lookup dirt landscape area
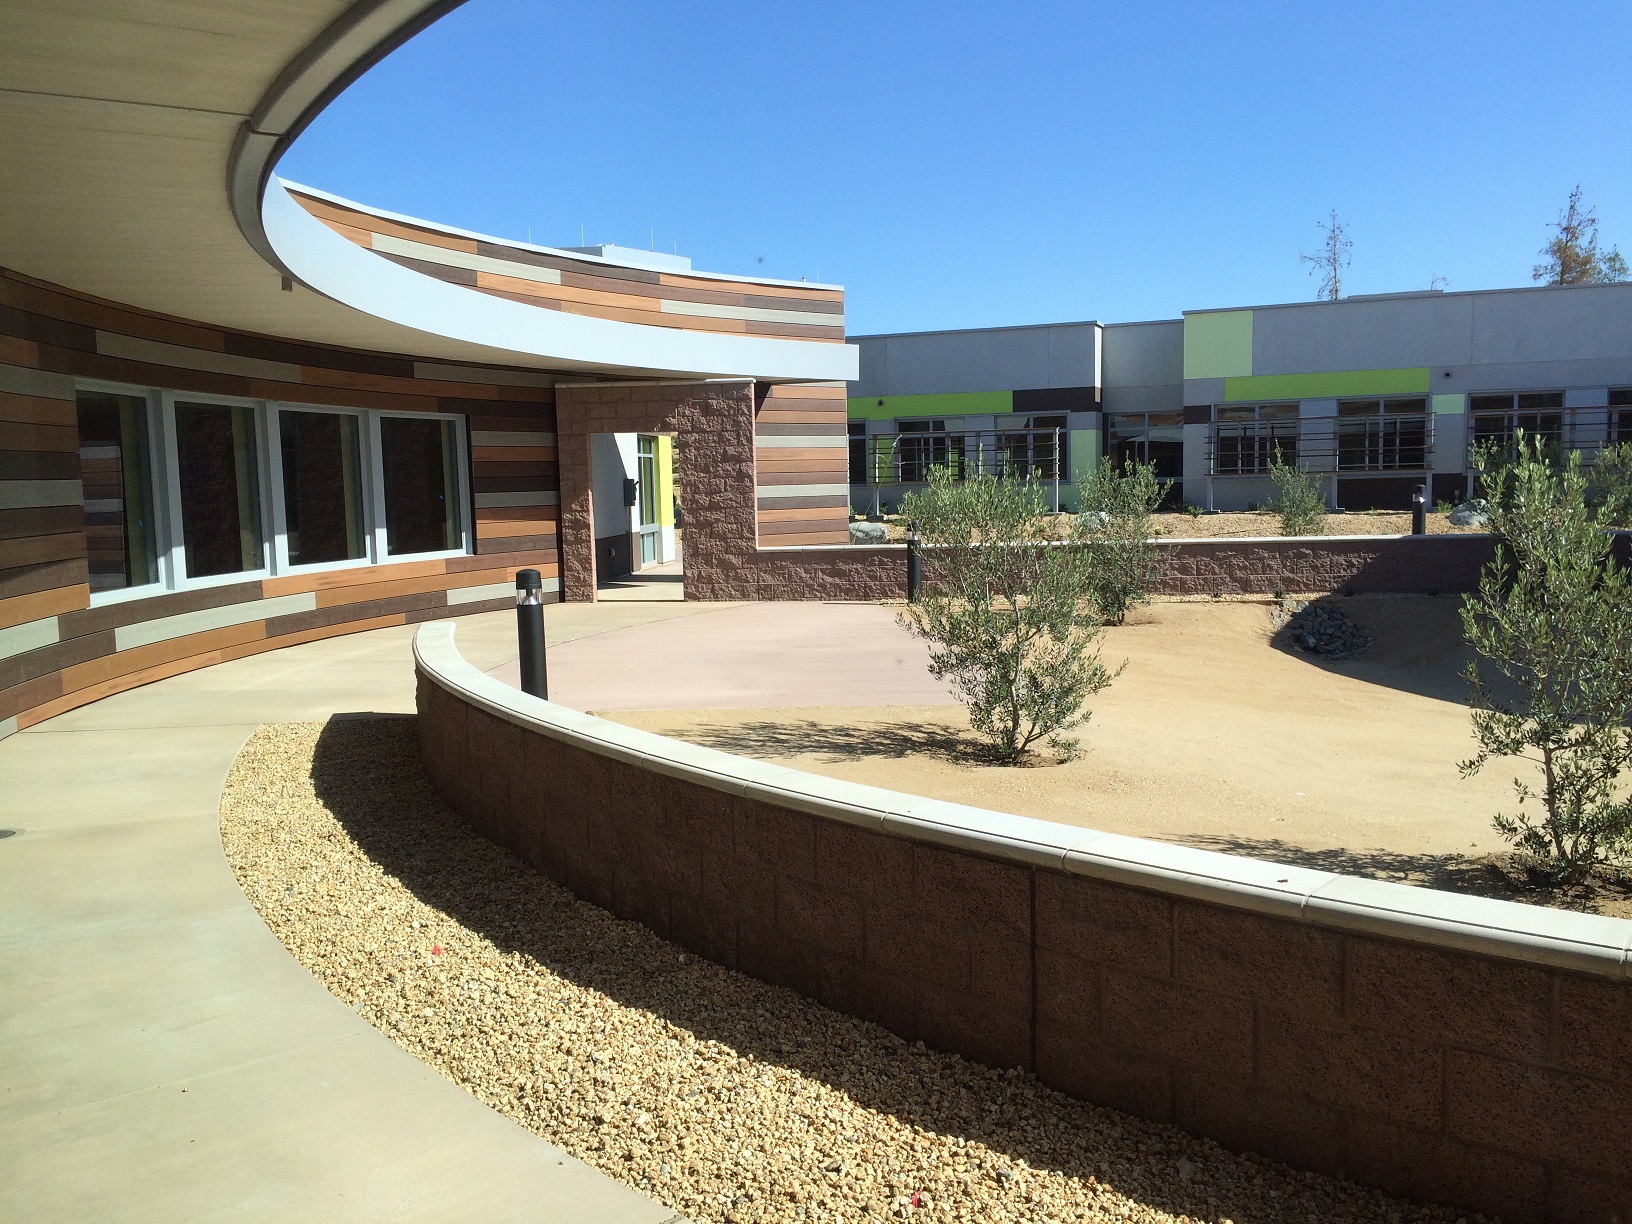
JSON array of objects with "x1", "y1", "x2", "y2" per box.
[{"x1": 605, "y1": 596, "x2": 1630, "y2": 917}]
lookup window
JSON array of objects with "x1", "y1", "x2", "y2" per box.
[
  {"x1": 848, "y1": 421, "x2": 868, "y2": 485},
  {"x1": 73, "y1": 383, "x2": 473, "y2": 601},
  {"x1": 1336, "y1": 398, "x2": 1428, "y2": 471},
  {"x1": 173, "y1": 400, "x2": 264, "y2": 578},
  {"x1": 76, "y1": 390, "x2": 158, "y2": 592},
  {"x1": 1213, "y1": 402, "x2": 1298, "y2": 474},
  {"x1": 996, "y1": 414, "x2": 1067, "y2": 481},
  {"x1": 636, "y1": 435, "x2": 660, "y2": 566},
  {"x1": 1108, "y1": 411, "x2": 1183, "y2": 480},
  {"x1": 894, "y1": 418, "x2": 957, "y2": 483},
  {"x1": 1610, "y1": 388, "x2": 1632, "y2": 443},
  {"x1": 1470, "y1": 391, "x2": 1564, "y2": 453},
  {"x1": 381, "y1": 414, "x2": 463, "y2": 556},
  {"x1": 279, "y1": 409, "x2": 365, "y2": 566}
]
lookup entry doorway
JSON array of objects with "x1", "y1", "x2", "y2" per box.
[{"x1": 592, "y1": 431, "x2": 682, "y2": 600}]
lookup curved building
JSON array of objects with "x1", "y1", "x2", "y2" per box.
[{"x1": 0, "y1": 0, "x2": 897, "y2": 736}]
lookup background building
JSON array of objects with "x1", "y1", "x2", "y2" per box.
[{"x1": 849, "y1": 282, "x2": 1632, "y2": 513}]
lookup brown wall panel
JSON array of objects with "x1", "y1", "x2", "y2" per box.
[
  {"x1": 0, "y1": 265, "x2": 573, "y2": 734},
  {"x1": 0, "y1": 582, "x2": 88, "y2": 630}
]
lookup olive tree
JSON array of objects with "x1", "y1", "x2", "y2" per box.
[
  {"x1": 1268, "y1": 451, "x2": 1327, "y2": 536},
  {"x1": 1460, "y1": 433, "x2": 1632, "y2": 882},
  {"x1": 1076, "y1": 456, "x2": 1169, "y2": 625},
  {"x1": 899, "y1": 468, "x2": 1119, "y2": 761}
]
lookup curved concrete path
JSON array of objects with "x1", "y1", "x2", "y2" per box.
[
  {"x1": 491, "y1": 601, "x2": 956, "y2": 712},
  {"x1": 0, "y1": 603, "x2": 716, "y2": 1222}
]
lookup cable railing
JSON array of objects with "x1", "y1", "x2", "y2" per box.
[
  {"x1": 851, "y1": 426, "x2": 1067, "y2": 486},
  {"x1": 1205, "y1": 416, "x2": 1434, "y2": 477},
  {"x1": 1467, "y1": 406, "x2": 1632, "y2": 465}
]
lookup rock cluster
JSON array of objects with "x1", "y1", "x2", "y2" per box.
[
  {"x1": 848, "y1": 520, "x2": 889, "y2": 545},
  {"x1": 1272, "y1": 598, "x2": 1372, "y2": 659},
  {"x1": 221, "y1": 718, "x2": 1476, "y2": 1224}
]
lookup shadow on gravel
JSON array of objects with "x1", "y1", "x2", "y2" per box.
[{"x1": 307, "y1": 714, "x2": 1416, "y2": 1224}]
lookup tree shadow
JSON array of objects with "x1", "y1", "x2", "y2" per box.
[
  {"x1": 668, "y1": 717, "x2": 988, "y2": 766},
  {"x1": 1263, "y1": 594, "x2": 1486, "y2": 706},
  {"x1": 306, "y1": 715, "x2": 1407, "y2": 1224},
  {"x1": 1160, "y1": 832, "x2": 1512, "y2": 899}
]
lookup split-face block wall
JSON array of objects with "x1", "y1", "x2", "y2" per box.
[{"x1": 555, "y1": 380, "x2": 896, "y2": 602}]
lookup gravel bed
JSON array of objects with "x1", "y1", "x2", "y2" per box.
[{"x1": 220, "y1": 717, "x2": 1486, "y2": 1224}]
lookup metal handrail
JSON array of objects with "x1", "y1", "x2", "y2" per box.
[{"x1": 1205, "y1": 416, "x2": 1433, "y2": 477}]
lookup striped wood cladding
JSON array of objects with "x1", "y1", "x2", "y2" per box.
[
  {"x1": 0, "y1": 266, "x2": 560, "y2": 735},
  {"x1": 755, "y1": 383, "x2": 849, "y2": 547},
  {"x1": 292, "y1": 190, "x2": 847, "y2": 344}
]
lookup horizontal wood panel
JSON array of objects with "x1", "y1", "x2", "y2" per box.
[
  {"x1": 0, "y1": 391, "x2": 76, "y2": 426},
  {"x1": 0, "y1": 420, "x2": 77, "y2": 452},
  {"x1": 0, "y1": 581, "x2": 88, "y2": 630},
  {"x1": 3, "y1": 531, "x2": 86, "y2": 568},
  {"x1": 471, "y1": 445, "x2": 556, "y2": 463}
]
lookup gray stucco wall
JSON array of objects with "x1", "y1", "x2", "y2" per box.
[
  {"x1": 1249, "y1": 283, "x2": 1632, "y2": 395},
  {"x1": 851, "y1": 322, "x2": 1102, "y2": 397},
  {"x1": 1102, "y1": 319, "x2": 1183, "y2": 415}
]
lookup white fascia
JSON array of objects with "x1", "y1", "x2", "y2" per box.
[{"x1": 263, "y1": 180, "x2": 858, "y2": 383}]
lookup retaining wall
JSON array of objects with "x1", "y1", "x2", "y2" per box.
[
  {"x1": 415, "y1": 622, "x2": 1632, "y2": 1224},
  {"x1": 1151, "y1": 534, "x2": 1499, "y2": 596}
]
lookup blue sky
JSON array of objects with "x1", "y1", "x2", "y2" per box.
[{"x1": 282, "y1": 0, "x2": 1632, "y2": 335}]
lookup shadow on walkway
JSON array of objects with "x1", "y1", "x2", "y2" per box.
[
  {"x1": 306, "y1": 715, "x2": 1414, "y2": 1224},
  {"x1": 1162, "y1": 832, "x2": 1505, "y2": 896}
]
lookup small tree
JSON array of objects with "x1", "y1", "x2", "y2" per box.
[
  {"x1": 1533, "y1": 185, "x2": 1629, "y2": 285},
  {"x1": 899, "y1": 469, "x2": 1119, "y2": 761},
  {"x1": 1268, "y1": 451, "x2": 1327, "y2": 536},
  {"x1": 1076, "y1": 456, "x2": 1170, "y2": 625},
  {"x1": 1460, "y1": 433, "x2": 1632, "y2": 882},
  {"x1": 1587, "y1": 440, "x2": 1632, "y2": 529},
  {"x1": 1300, "y1": 210, "x2": 1352, "y2": 301}
]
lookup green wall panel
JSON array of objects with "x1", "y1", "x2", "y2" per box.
[
  {"x1": 1182, "y1": 311, "x2": 1254, "y2": 380},
  {"x1": 654, "y1": 435, "x2": 675, "y2": 527},
  {"x1": 1069, "y1": 428, "x2": 1101, "y2": 493},
  {"x1": 1431, "y1": 393, "x2": 1465, "y2": 416},
  {"x1": 847, "y1": 391, "x2": 1014, "y2": 421},
  {"x1": 1223, "y1": 368, "x2": 1431, "y2": 402}
]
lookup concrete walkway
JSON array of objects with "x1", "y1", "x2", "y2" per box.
[
  {"x1": 491, "y1": 602, "x2": 956, "y2": 712},
  {"x1": 0, "y1": 602, "x2": 715, "y2": 1222}
]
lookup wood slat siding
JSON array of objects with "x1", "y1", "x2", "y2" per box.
[
  {"x1": 293, "y1": 191, "x2": 847, "y2": 343},
  {"x1": 755, "y1": 384, "x2": 848, "y2": 546},
  {"x1": 0, "y1": 266, "x2": 561, "y2": 735}
]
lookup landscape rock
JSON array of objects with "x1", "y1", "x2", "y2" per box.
[
  {"x1": 1447, "y1": 499, "x2": 1490, "y2": 528},
  {"x1": 848, "y1": 520, "x2": 889, "y2": 545},
  {"x1": 220, "y1": 718, "x2": 1479, "y2": 1224},
  {"x1": 1271, "y1": 598, "x2": 1372, "y2": 659}
]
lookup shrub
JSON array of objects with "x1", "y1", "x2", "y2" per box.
[
  {"x1": 899, "y1": 468, "x2": 1119, "y2": 761},
  {"x1": 1267, "y1": 452, "x2": 1327, "y2": 536},
  {"x1": 1184, "y1": 501, "x2": 1205, "y2": 518},
  {"x1": 1076, "y1": 457, "x2": 1170, "y2": 625},
  {"x1": 1588, "y1": 439, "x2": 1632, "y2": 528},
  {"x1": 1460, "y1": 433, "x2": 1632, "y2": 882}
]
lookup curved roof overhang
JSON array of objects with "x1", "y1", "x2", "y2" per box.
[{"x1": 0, "y1": 0, "x2": 857, "y2": 382}]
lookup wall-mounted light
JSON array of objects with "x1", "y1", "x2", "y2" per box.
[{"x1": 281, "y1": 276, "x2": 293, "y2": 292}]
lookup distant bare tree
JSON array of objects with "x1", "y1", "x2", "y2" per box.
[
  {"x1": 1300, "y1": 210, "x2": 1352, "y2": 301},
  {"x1": 1429, "y1": 274, "x2": 1450, "y2": 291},
  {"x1": 1533, "y1": 185, "x2": 1629, "y2": 285}
]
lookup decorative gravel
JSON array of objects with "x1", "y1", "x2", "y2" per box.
[{"x1": 220, "y1": 717, "x2": 1485, "y2": 1224}]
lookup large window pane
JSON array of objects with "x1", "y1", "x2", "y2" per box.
[
  {"x1": 280, "y1": 410, "x2": 365, "y2": 566},
  {"x1": 76, "y1": 391, "x2": 158, "y2": 591},
  {"x1": 174, "y1": 401, "x2": 262, "y2": 578},
  {"x1": 381, "y1": 415, "x2": 462, "y2": 556}
]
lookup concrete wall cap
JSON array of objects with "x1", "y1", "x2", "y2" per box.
[{"x1": 415, "y1": 621, "x2": 1632, "y2": 979}]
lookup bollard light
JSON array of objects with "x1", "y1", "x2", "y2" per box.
[
  {"x1": 1411, "y1": 485, "x2": 1427, "y2": 537},
  {"x1": 515, "y1": 568, "x2": 548, "y2": 699},
  {"x1": 906, "y1": 520, "x2": 922, "y2": 603}
]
